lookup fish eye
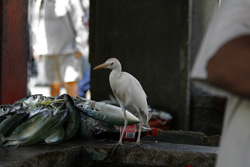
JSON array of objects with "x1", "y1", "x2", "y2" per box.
[
  {"x1": 3, "y1": 108, "x2": 6, "y2": 111},
  {"x1": 80, "y1": 105, "x2": 84, "y2": 108}
]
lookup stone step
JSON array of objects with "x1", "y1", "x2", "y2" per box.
[{"x1": 0, "y1": 139, "x2": 218, "y2": 167}]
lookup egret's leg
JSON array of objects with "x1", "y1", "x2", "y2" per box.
[
  {"x1": 118, "y1": 108, "x2": 127, "y2": 144},
  {"x1": 112, "y1": 106, "x2": 127, "y2": 154},
  {"x1": 135, "y1": 123, "x2": 143, "y2": 145},
  {"x1": 136, "y1": 112, "x2": 143, "y2": 145}
]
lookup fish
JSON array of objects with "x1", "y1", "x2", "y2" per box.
[
  {"x1": 19, "y1": 108, "x2": 68, "y2": 146},
  {"x1": 0, "y1": 115, "x2": 7, "y2": 124},
  {"x1": 74, "y1": 97, "x2": 140, "y2": 126},
  {"x1": 78, "y1": 112, "x2": 94, "y2": 139},
  {"x1": 8, "y1": 103, "x2": 24, "y2": 113},
  {"x1": 0, "y1": 111, "x2": 29, "y2": 137},
  {"x1": 78, "y1": 112, "x2": 114, "y2": 139},
  {"x1": 3, "y1": 95, "x2": 68, "y2": 146},
  {"x1": 63, "y1": 94, "x2": 80, "y2": 141},
  {"x1": 27, "y1": 105, "x2": 45, "y2": 118},
  {"x1": 0, "y1": 133, "x2": 5, "y2": 144},
  {"x1": 44, "y1": 126, "x2": 65, "y2": 144},
  {"x1": 13, "y1": 94, "x2": 45, "y2": 108},
  {"x1": 5, "y1": 109, "x2": 51, "y2": 142},
  {"x1": 0, "y1": 105, "x2": 13, "y2": 124},
  {"x1": 0, "y1": 103, "x2": 23, "y2": 119},
  {"x1": 0, "y1": 104, "x2": 12, "y2": 117},
  {"x1": 2, "y1": 140, "x2": 23, "y2": 146},
  {"x1": 13, "y1": 94, "x2": 64, "y2": 110}
]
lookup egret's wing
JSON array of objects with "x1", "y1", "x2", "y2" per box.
[
  {"x1": 123, "y1": 72, "x2": 147, "y2": 98},
  {"x1": 111, "y1": 72, "x2": 145, "y2": 104},
  {"x1": 111, "y1": 72, "x2": 148, "y2": 123}
]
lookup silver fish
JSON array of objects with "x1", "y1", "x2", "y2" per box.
[
  {"x1": 44, "y1": 126, "x2": 65, "y2": 144},
  {"x1": 6, "y1": 109, "x2": 51, "y2": 142},
  {"x1": 0, "y1": 111, "x2": 29, "y2": 137},
  {"x1": 75, "y1": 97, "x2": 140, "y2": 126},
  {"x1": 19, "y1": 109, "x2": 68, "y2": 146},
  {"x1": 27, "y1": 105, "x2": 45, "y2": 118},
  {"x1": 14, "y1": 94, "x2": 45, "y2": 108},
  {"x1": 0, "y1": 104, "x2": 12, "y2": 117},
  {"x1": 63, "y1": 95, "x2": 80, "y2": 141}
]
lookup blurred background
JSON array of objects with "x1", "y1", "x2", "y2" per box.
[{"x1": 1, "y1": 0, "x2": 225, "y2": 136}]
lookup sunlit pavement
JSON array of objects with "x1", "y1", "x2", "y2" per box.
[
  {"x1": 28, "y1": 78, "x2": 91, "y2": 99},
  {"x1": 30, "y1": 85, "x2": 67, "y2": 97},
  {"x1": 28, "y1": 78, "x2": 66, "y2": 97}
]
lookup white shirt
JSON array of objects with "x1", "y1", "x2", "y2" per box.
[
  {"x1": 191, "y1": 0, "x2": 250, "y2": 166},
  {"x1": 31, "y1": 0, "x2": 88, "y2": 56},
  {"x1": 191, "y1": 0, "x2": 250, "y2": 96}
]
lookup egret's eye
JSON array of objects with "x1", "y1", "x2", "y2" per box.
[{"x1": 111, "y1": 62, "x2": 114, "y2": 66}]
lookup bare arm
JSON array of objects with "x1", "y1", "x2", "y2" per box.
[{"x1": 207, "y1": 35, "x2": 250, "y2": 98}]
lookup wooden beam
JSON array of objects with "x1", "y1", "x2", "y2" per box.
[{"x1": 0, "y1": 0, "x2": 29, "y2": 104}]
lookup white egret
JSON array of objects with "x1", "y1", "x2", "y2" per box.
[{"x1": 93, "y1": 58, "x2": 149, "y2": 148}]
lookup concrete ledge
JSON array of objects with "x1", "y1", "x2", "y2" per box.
[
  {"x1": 0, "y1": 139, "x2": 218, "y2": 167},
  {"x1": 142, "y1": 130, "x2": 220, "y2": 147}
]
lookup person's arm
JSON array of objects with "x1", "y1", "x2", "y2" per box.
[
  {"x1": 207, "y1": 35, "x2": 250, "y2": 98},
  {"x1": 68, "y1": 0, "x2": 88, "y2": 56}
]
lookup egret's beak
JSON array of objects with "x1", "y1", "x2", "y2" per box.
[{"x1": 93, "y1": 63, "x2": 108, "y2": 70}]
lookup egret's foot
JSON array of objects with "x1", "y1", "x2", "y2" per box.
[
  {"x1": 132, "y1": 138, "x2": 142, "y2": 147},
  {"x1": 128, "y1": 141, "x2": 145, "y2": 151},
  {"x1": 111, "y1": 142, "x2": 125, "y2": 155},
  {"x1": 131, "y1": 142, "x2": 142, "y2": 148},
  {"x1": 135, "y1": 140, "x2": 141, "y2": 146}
]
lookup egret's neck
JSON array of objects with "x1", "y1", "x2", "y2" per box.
[{"x1": 110, "y1": 66, "x2": 122, "y2": 79}]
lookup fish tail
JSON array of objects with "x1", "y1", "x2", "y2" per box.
[{"x1": 0, "y1": 133, "x2": 6, "y2": 144}]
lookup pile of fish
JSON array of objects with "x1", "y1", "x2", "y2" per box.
[{"x1": 0, "y1": 94, "x2": 140, "y2": 147}]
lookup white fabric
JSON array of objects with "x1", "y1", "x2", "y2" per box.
[
  {"x1": 217, "y1": 97, "x2": 250, "y2": 167},
  {"x1": 191, "y1": 0, "x2": 250, "y2": 82},
  {"x1": 32, "y1": 0, "x2": 88, "y2": 57},
  {"x1": 43, "y1": 54, "x2": 82, "y2": 84},
  {"x1": 191, "y1": 0, "x2": 250, "y2": 97},
  {"x1": 191, "y1": 0, "x2": 250, "y2": 166}
]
